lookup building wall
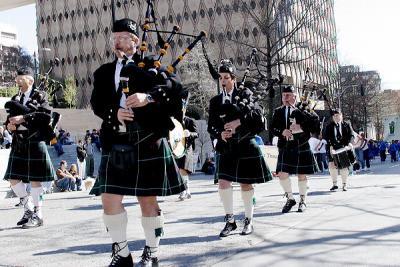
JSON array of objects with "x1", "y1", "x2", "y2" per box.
[{"x1": 36, "y1": 0, "x2": 339, "y2": 108}]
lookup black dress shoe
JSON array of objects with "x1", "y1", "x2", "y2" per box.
[
  {"x1": 15, "y1": 198, "x2": 24, "y2": 207},
  {"x1": 17, "y1": 209, "x2": 33, "y2": 226},
  {"x1": 297, "y1": 201, "x2": 307, "y2": 212},
  {"x1": 135, "y1": 246, "x2": 159, "y2": 267},
  {"x1": 342, "y1": 184, "x2": 348, "y2": 191},
  {"x1": 22, "y1": 214, "x2": 43, "y2": 229},
  {"x1": 329, "y1": 185, "x2": 339, "y2": 191},
  {"x1": 109, "y1": 243, "x2": 133, "y2": 267},
  {"x1": 219, "y1": 215, "x2": 237, "y2": 237},
  {"x1": 282, "y1": 199, "x2": 296, "y2": 213},
  {"x1": 241, "y1": 218, "x2": 253, "y2": 235}
]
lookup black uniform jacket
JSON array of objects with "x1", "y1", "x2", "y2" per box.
[
  {"x1": 5, "y1": 87, "x2": 52, "y2": 142},
  {"x1": 271, "y1": 105, "x2": 320, "y2": 148},
  {"x1": 207, "y1": 87, "x2": 265, "y2": 153},
  {"x1": 183, "y1": 116, "x2": 198, "y2": 150},
  {"x1": 90, "y1": 55, "x2": 183, "y2": 151},
  {"x1": 325, "y1": 121, "x2": 353, "y2": 149}
]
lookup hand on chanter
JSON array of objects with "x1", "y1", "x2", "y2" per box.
[
  {"x1": 117, "y1": 108, "x2": 134, "y2": 126},
  {"x1": 126, "y1": 93, "x2": 149, "y2": 108},
  {"x1": 221, "y1": 130, "x2": 233, "y2": 142},
  {"x1": 224, "y1": 119, "x2": 241, "y2": 134},
  {"x1": 9, "y1": 115, "x2": 25, "y2": 125}
]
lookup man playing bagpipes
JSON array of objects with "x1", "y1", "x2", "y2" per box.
[
  {"x1": 271, "y1": 85, "x2": 320, "y2": 213},
  {"x1": 89, "y1": 18, "x2": 186, "y2": 266},
  {"x1": 207, "y1": 58, "x2": 273, "y2": 237},
  {"x1": 176, "y1": 92, "x2": 199, "y2": 201},
  {"x1": 325, "y1": 109, "x2": 355, "y2": 192},
  {"x1": 3, "y1": 67, "x2": 57, "y2": 228}
]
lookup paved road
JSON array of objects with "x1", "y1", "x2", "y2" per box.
[{"x1": 1, "y1": 160, "x2": 399, "y2": 267}]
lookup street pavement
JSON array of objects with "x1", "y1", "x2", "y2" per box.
[{"x1": 0, "y1": 159, "x2": 399, "y2": 267}]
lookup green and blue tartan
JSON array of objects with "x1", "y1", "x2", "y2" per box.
[
  {"x1": 276, "y1": 141, "x2": 319, "y2": 175},
  {"x1": 3, "y1": 140, "x2": 55, "y2": 183},
  {"x1": 215, "y1": 138, "x2": 273, "y2": 184},
  {"x1": 90, "y1": 131, "x2": 186, "y2": 196}
]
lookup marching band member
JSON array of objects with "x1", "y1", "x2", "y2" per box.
[
  {"x1": 208, "y1": 59, "x2": 272, "y2": 237},
  {"x1": 176, "y1": 93, "x2": 199, "y2": 200},
  {"x1": 271, "y1": 85, "x2": 319, "y2": 213},
  {"x1": 3, "y1": 67, "x2": 56, "y2": 228},
  {"x1": 90, "y1": 18, "x2": 185, "y2": 266},
  {"x1": 325, "y1": 109, "x2": 354, "y2": 191}
]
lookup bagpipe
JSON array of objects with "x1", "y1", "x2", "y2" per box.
[
  {"x1": 4, "y1": 62, "x2": 61, "y2": 145},
  {"x1": 117, "y1": 0, "x2": 206, "y2": 157},
  {"x1": 215, "y1": 48, "x2": 265, "y2": 153}
]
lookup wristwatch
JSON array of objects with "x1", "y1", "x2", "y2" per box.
[{"x1": 146, "y1": 94, "x2": 154, "y2": 103}]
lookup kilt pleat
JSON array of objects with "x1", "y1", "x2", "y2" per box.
[
  {"x1": 215, "y1": 138, "x2": 273, "y2": 184},
  {"x1": 3, "y1": 140, "x2": 55, "y2": 183},
  {"x1": 90, "y1": 137, "x2": 186, "y2": 196},
  {"x1": 276, "y1": 141, "x2": 319, "y2": 175}
]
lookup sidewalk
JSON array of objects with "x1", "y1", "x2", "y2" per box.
[{"x1": 0, "y1": 161, "x2": 399, "y2": 266}]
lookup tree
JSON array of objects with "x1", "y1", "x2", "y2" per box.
[
  {"x1": 339, "y1": 66, "x2": 381, "y2": 135},
  {"x1": 232, "y1": 0, "x2": 335, "y2": 140},
  {"x1": 178, "y1": 44, "x2": 218, "y2": 120},
  {"x1": 0, "y1": 46, "x2": 34, "y2": 87},
  {"x1": 62, "y1": 76, "x2": 77, "y2": 108}
]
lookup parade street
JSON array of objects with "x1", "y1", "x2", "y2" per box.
[{"x1": 0, "y1": 161, "x2": 399, "y2": 267}]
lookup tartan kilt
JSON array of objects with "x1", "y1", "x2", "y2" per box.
[
  {"x1": 3, "y1": 140, "x2": 55, "y2": 183},
  {"x1": 215, "y1": 138, "x2": 273, "y2": 184},
  {"x1": 90, "y1": 134, "x2": 186, "y2": 197},
  {"x1": 276, "y1": 141, "x2": 319, "y2": 175},
  {"x1": 175, "y1": 147, "x2": 195, "y2": 173}
]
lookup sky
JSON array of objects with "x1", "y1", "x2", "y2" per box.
[{"x1": 0, "y1": 1, "x2": 399, "y2": 89}]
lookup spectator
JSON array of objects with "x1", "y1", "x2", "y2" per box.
[
  {"x1": 85, "y1": 129, "x2": 91, "y2": 140},
  {"x1": 0, "y1": 126, "x2": 12, "y2": 149},
  {"x1": 62, "y1": 132, "x2": 74, "y2": 145},
  {"x1": 76, "y1": 139, "x2": 86, "y2": 180},
  {"x1": 53, "y1": 128, "x2": 65, "y2": 156},
  {"x1": 91, "y1": 129, "x2": 101, "y2": 151},
  {"x1": 69, "y1": 164, "x2": 82, "y2": 191},
  {"x1": 84, "y1": 136, "x2": 95, "y2": 178},
  {"x1": 389, "y1": 140, "x2": 398, "y2": 162},
  {"x1": 201, "y1": 158, "x2": 215, "y2": 175},
  {"x1": 379, "y1": 141, "x2": 387, "y2": 162},
  {"x1": 55, "y1": 160, "x2": 76, "y2": 191}
]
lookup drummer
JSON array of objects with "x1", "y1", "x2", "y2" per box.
[{"x1": 325, "y1": 109, "x2": 354, "y2": 191}]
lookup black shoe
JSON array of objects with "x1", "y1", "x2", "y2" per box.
[
  {"x1": 241, "y1": 218, "x2": 253, "y2": 235},
  {"x1": 282, "y1": 199, "x2": 296, "y2": 213},
  {"x1": 329, "y1": 185, "x2": 339, "y2": 191},
  {"x1": 22, "y1": 214, "x2": 43, "y2": 228},
  {"x1": 342, "y1": 184, "x2": 347, "y2": 191},
  {"x1": 17, "y1": 209, "x2": 33, "y2": 226},
  {"x1": 109, "y1": 242, "x2": 133, "y2": 267},
  {"x1": 15, "y1": 198, "x2": 24, "y2": 207},
  {"x1": 219, "y1": 215, "x2": 237, "y2": 237},
  {"x1": 297, "y1": 201, "x2": 307, "y2": 212},
  {"x1": 135, "y1": 246, "x2": 159, "y2": 267}
]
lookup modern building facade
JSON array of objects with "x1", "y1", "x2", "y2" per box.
[{"x1": 35, "y1": 0, "x2": 339, "y2": 108}]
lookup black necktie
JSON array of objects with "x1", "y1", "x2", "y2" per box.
[
  {"x1": 286, "y1": 107, "x2": 290, "y2": 128},
  {"x1": 19, "y1": 93, "x2": 25, "y2": 105},
  {"x1": 336, "y1": 124, "x2": 342, "y2": 140}
]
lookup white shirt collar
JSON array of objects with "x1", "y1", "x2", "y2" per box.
[{"x1": 117, "y1": 56, "x2": 134, "y2": 65}]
